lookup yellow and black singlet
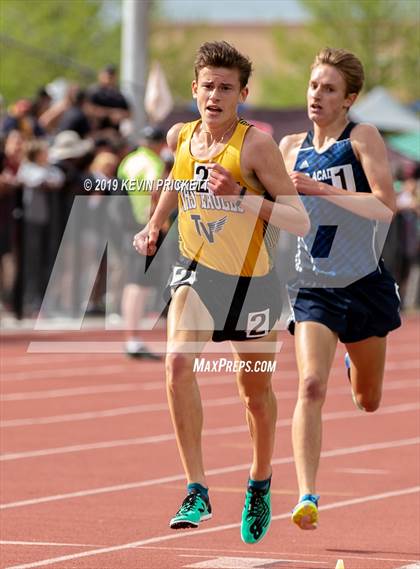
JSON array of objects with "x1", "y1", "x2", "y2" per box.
[{"x1": 172, "y1": 119, "x2": 271, "y2": 277}]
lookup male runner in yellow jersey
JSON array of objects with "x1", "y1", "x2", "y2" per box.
[{"x1": 133, "y1": 41, "x2": 309, "y2": 544}]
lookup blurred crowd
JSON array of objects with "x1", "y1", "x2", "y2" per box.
[
  {"x1": 383, "y1": 162, "x2": 420, "y2": 310},
  {"x1": 0, "y1": 64, "x2": 419, "y2": 327},
  {"x1": 0, "y1": 64, "x2": 175, "y2": 327}
]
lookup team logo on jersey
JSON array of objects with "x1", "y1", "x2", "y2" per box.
[
  {"x1": 191, "y1": 214, "x2": 227, "y2": 243},
  {"x1": 311, "y1": 164, "x2": 356, "y2": 191}
]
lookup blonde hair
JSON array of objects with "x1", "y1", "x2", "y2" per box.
[{"x1": 312, "y1": 47, "x2": 364, "y2": 95}]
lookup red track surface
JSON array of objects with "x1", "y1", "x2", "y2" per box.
[{"x1": 1, "y1": 315, "x2": 419, "y2": 569}]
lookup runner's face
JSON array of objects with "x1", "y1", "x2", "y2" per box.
[
  {"x1": 307, "y1": 64, "x2": 356, "y2": 125},
  {"x1": 192, "y1": 67, "x2": 248, "y2": 127}
]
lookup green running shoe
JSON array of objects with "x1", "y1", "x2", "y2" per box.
[
  {"x1": 241, "y1": 484, "x2": 271, "y2": 544},
  {"x1": 169, "y1": 491, "x2": 212, "y2": 529}
]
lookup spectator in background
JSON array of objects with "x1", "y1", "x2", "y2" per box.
[
  {"x1": 56, "y1": 86, "x2": 91, "y2": 138},
  {"x1": 32, "y1": 87, "x2": 52, "y2": 124},
  {"x1": 0, "y1": 130, "x2": 24, "y2": 191},
  {"x1": 39, "y1": 84, "x2": 91, "y2": 137},
  {"x1": 83, "y1": 151, "x2": 120, "y2": 316},
  {"x1": 49, "y1": 130, "x2": 94, "y2": 206},
  {"x1": 48, "y1": 130, "x2": 94, "y2": 313},
  {"x1": 17, "y1": 139, "x2": 64, "y2": 315},
  {"x1": 48, "y1": 130, "x2": 94, "y2": 216},
  {"x1": 2, "y1": 99, "x2": 44, "y2": 138},
  {"x1": 86, "y1": 65, "x2": 130, "y2": 133},
  {"x1": 117, "y1": 126, "x2": 166, "y2": 359},
  {"x1": 0, "y1": 130, "x2": 24, "y2": 310},
  {"x1": 395, "y1": 169, "x2": 419, "y2": 307}
]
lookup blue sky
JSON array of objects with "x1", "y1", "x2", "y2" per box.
[{"x1": 159, "y1": 0, "x2": 309, "y2": 23}]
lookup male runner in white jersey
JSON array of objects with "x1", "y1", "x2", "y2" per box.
[{"x1": 280, "y1": 47, "x2": 401, "y2": 531}]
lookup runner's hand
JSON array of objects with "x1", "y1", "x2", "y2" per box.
[
  {"x1": 290, "y1": 171, "x2": 326, "y2": 195},
  {"x1": 133, "y1": 224, "x2": 159, "y2": 256},
  {"x1": 207, "y1": 163, "x2": 240, "y2": 200}
]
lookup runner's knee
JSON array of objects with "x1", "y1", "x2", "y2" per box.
[
  {"x1": 355, "y1": 389, "x2": 382, "y2": 412},
  {"x1": 299, "y1": 375, "x2": 327, "y2": 405},
  {"x1": 166, "y1": 352, "x2": 194, "y2": 386}
]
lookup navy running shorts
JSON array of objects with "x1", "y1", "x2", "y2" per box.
[{"x1": 287, "y1": 262, "x2": 401, "y2": 343}]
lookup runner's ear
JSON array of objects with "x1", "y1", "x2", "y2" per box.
[
  {"x1": 239, "y1": 86, "x2": 249, "y2": 104},
  {"x1": 192, "y1": 80, "x2": 198, "y2": 99}
]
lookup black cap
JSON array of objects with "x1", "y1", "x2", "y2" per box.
[
  {"x1": 103, "y1": 64, "x2": 117, "y2": 74},
  {"x1": 140, "y1": 125, "x2": 166, "y2": 142}
]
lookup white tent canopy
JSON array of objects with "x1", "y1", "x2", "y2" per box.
[{"x1": 350, "y1": 86, "x2": 420, "y2": 133}]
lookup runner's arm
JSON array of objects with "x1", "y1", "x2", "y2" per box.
[
  {"x1": 209, "y1": 129, "x2": 310, "y2": 237},
  {"x1": 281, "y1": 125, "x2": 395, "y2": 222},
  {"x1": 133, "y1": 123, "x2": 182, "y2": 255}
]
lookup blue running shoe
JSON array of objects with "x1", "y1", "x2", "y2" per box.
[
  {"x1": 344, "y1": 352, "x2": 351, "y2": 379},
  {"x1": 292, "y1": 493, "x2": 320, "y2": 530},
  {"x1": 345, "y1": 352, "x2": 365, "y2": 411}
]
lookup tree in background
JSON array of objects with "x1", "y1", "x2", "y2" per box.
[
  {"x1": 1, "y1": 0, "x2": 418, "y2": 109},
  {"x1": 262, "y1": 0, "x2": 419, "y2": 108},
  {"x1": 0, "y1": 0, "x2": 201, "y2": 107},
  {"x1": 0, "y1": 0, "x2": 120, "y2": 103}
]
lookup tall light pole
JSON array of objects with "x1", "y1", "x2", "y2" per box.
[{"x1": 121, "y1": 0, "x2": 150, "y2": 135}]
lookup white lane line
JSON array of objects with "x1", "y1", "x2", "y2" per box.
[
  {"x1": 181, "y1": 555, "x2": 326, "y2": 567},
  {"x1": 0, "y1": 433, "x2": 176, "y2": 461},
  {"x1": 26, "y1": 340, "x2": 283, "y2": 355},
  {"x1": 141, "y1": 361, "x2": 420, "y2": 390},
  {"x1": 23, "y1": 337, "x2": 420, "y2": 356},
  {"x1": 128, "y1": 545, "x2": 420, "y2": 566},
  {"x1": 0, "y1": 349, "x2": 296, "y2": 371},
  {"x1": 5, "y1": 377, "x2": 418, "y2": 403},
  {"x1": 1, "y1": 365, "x2": 131, "y2": 383},
  {"x1": 2, "y1": 357, "x2": 418, "y2": 384},
  {"x1": 0, "y1": 541, "x2": 101, "y2": 547},
  {"x1": 2, "y1": 338, "x2": 416, "y2": 368},
  {"x1": 395, "y1": 564, "x2": 420, "y2": 569},
  {"x1": 0, "y1": 392, "x2": 292, "y2": 427},
  {"x1": 0, "y1": 383, "x2": 142, "y2": 402},
  {"x1": 0, "y1": 354, "x2": 120, "y2": 366},
  {"x1": 1, "y1": 437, "x2": 418, "y2": 509},
  {"x1": 3, "y1": 542, "x2": 418, "y2": 567},
  {"x1": 4, "y1": 486, "x2": 419, "y2": 569},
  {"x1": 0, "y1": 404, "x2": 170, "y2": 427},
  {"x1": 1, "y1": 402, "x2": 418, "y2": 461},
  {"x1": 334, "y1": 467, "x2": 389, "y2": 475},
  {"x1": 2, "y1": 379, "x2": 418, "y2": 426}
]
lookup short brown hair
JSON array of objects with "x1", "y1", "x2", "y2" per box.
[
  {"x1": 25, "y1": 139, "x2": 47, "y2": 162},
  {"x1": 312, "y1": 47, "x2": 364, "y2": 95},
  {"x1": 194, "y1": 41, "x2": 253, "y2": 89}
]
